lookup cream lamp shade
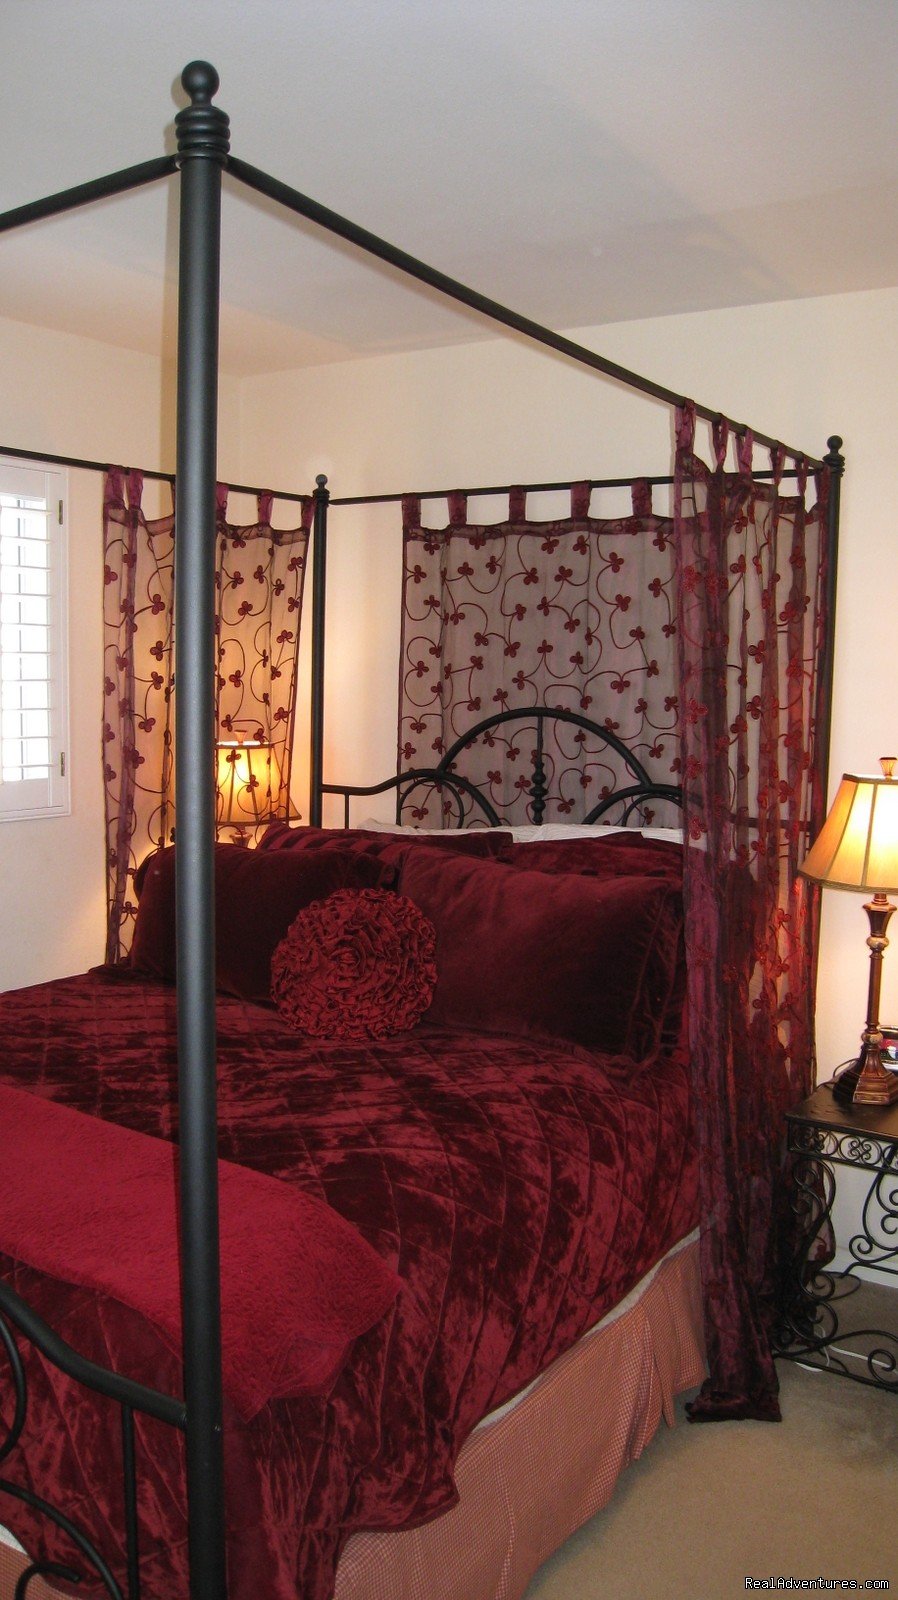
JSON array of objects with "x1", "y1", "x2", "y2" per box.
[
  {"x1": 215, "y1": 740, "x2": 272, "y2": 828},
  {"x1": 799, "y1": 764, "x2": 898, "y2": 894}
]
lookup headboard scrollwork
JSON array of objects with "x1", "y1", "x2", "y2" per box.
[{"x1": 323, "y1": 705, "x2": 682, "y2": 829}]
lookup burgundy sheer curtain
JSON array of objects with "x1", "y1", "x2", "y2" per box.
[
  {"x1": 103, "y1": 470, "x2": 312, "y2": 961},
  {"x1": 399, "y1": 484, "x2": 681, "y2": 825},
  {"x1": 674, "y1": 404, "x2": 830, "y2": 1419},
  {"x1": 399, "y1": 425, "x2": 831, "y2": 1418}
]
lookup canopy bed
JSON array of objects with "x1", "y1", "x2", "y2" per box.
[{"x1": 0, "y1": 60, "x2": 839, "y2": 1600}]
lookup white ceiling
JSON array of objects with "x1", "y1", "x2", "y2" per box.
[{"x1": 2, "y1": 0, "x2": 897, "y2": 375}]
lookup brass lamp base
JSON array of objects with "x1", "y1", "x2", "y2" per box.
[
  {"x1": 833, "y1": 1040, "x2": 898, "y2": 1107},
  {"x1": 830, "y1": 892, "x2": 898, "y2": 1107}
]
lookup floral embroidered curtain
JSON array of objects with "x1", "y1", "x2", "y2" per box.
[
  {"x1": 673, "y1": 406, "x2": 830, "y2": 1419},
  {"x1": 103, "y1": 469, "x2": 312, "y2": 960},
  {"x1": 399, "y1": 483, "x2": 682, "y2": 826},
  {"x1": 399, "y1": 427, "x2": 832, "y2": 1420}
]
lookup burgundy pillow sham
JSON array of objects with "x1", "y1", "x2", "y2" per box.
[
  {"x1": 396, "y1": 848, "x2": 684, "y2": 1061},
  {"x1": 271, "y1": 888, "x2": 437, "y2": 1041},
  {"x1": 131, "y1": 844, "x2": 396, "y2": 1003},
  {"x1": 494, "y1": 831, "x2": 683, "y2": 883},
  {"x1": 258, "y1": 822, "x2": 511, "y2": 858}
]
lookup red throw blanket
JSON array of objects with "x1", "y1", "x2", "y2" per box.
[{"x1": 0, "y1": 1083, "x2": 400, "y2": 1421}]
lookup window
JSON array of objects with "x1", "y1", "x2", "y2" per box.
[{"x1": 0, "y1": 456, "x2": 69, "y2": 819}]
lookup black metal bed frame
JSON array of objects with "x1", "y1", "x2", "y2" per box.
[
  {"x1": 0, "y1": 60, "x2": 843, "y2": 1600},
  {"x1": 0, "y1": 1283, "x2": 185, "y2": 1597}
]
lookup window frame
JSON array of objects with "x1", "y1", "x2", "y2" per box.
[{"x1": 0, "y1": 454, "x2": 70, "y2": 821}]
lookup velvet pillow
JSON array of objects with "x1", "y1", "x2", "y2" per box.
[
  {"x1": 258, "y1": 822, "x2": 511, "y2": 858},
  {"x1": 494, "y1": 830, "x2": 683, "y2": 883},
  {"x1": 131, "y1": 844, "x2": 396, "y2": 1003},
  {"x1": 396, "y1": 848, "x2": 684, "y2": 1061},
  {"x1": 271, "y1": 888, "x2": 437, "y2": 1041}
]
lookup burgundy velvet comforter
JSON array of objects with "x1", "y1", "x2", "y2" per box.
[{"x1": 0, "y1": 968, "x2": 698, "y2": 1600}]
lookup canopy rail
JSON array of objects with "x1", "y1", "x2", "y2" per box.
[
  {"x1": 0, "y1": 157, "x2": 176, "y2": 234},
  {"x1": 0, "y1": 442, "x2": 311, "y2": 505},
  {"x1": 0, "y1": 444, "x2": 814, "y2": 511},
  {"x1": 329, "y1": 463, "x2": 815, "y2": 508}
]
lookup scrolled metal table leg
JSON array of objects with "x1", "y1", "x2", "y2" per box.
[{"x1": 774, "y1": 1140, "x2": 838, "y2": 1354}]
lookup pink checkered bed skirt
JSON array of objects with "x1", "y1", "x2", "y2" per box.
[{"x1": 335, "y1": 1231, "x2": 705, "y2": 1600}]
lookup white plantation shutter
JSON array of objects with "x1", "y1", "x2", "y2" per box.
[{"x1": 0, "y1": 457, "x2": 69, "y2": 819}]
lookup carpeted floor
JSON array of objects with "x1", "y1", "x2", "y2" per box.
[{"x1": 525, "y1": 1350, "x2": 898, "y2": 1599}]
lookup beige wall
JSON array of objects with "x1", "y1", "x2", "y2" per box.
[{"x1": 0, "y1": 315, "x2": 242, "y2": 990}]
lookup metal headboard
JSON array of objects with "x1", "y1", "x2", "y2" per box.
[{"x1": 322, "y1": 705, "x2": 682, "y2": 828}]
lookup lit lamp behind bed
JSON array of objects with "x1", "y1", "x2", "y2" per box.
[
  {"x1": 799, "y1": 758, "x2": 898, "y2": 1106},
  {"x1": 215, "y1": 739, "x2": 276, "y2": 841}
]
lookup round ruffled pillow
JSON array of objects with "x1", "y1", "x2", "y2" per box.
[{"x1": 271, "y1": 888, "x2": 437, "y2": 1040}]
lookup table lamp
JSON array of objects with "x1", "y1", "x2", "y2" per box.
[
  {"x1": 215, "y1": 739, "x2": 272, "y2": 838},
  {"x1": 799, "y1": 757, "x2": 898, "y2": 1106}
]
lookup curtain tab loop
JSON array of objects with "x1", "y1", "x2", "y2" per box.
[
  {"x1": 447, "y1": 491, "x2": 467, "y2": 527},
  {"x1": 571, "y1": 480, "x2": 591, "y2": 519},
  {"x1": 301, "y1": 497, "x2": 315, "y2": 533},
  {"x1": 675, "y1": 400, "x2": 696, "y2": 452},
  {"x1": 769, "y1": 445, "x2": 785, "y2": 488},
  {"x1": 126, "y1": 468, "x2": 144, "y2": 507},
  {"x1": 712, "y1": 416, "x2": 729, "y2": 470},
  {"x1": 631, "y1": 478, "x2": 652, "y2": 518},
  {"x1": 215, "y1": 481, "x2": 229, "y2": 533},
  {"x1": 795, "y1": 455, "x2": 809, "y2": 497},
  {"x1": 126, "y1": 469, "x2": 144, "y2": 529},
  {"x1": 401, "y1": 494, "x2": 422, "y2": 532},
  {"x1": 256, "y1": 490, "x2": 274, "y2": 527},
  {"x1": 736, "y1": 427, "x2": 754, "y2": 478},
  {"x1": 508, "y1": 485, "x2": 526, "y2": 522},
  {"x1": 104, "y1": 469, "x2": 122, "y2": 515}
]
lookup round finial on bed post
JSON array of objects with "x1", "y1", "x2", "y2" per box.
[
  {"x1": 182, "y1": 60, "x2": 219, "y2": 102},
  {"x1": 825, "y1": 436, "x2": 845, "y2": 475},
  {"x1": 176, "y1": 61, "x2": 230, "y2": 162},
  {"x1": 316, "y1": 474, "x2": 329, "y2": 493}
]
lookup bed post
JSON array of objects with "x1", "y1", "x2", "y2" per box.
[
  {"x1": 309, "y1": 473, "x2": 329, "y2": 825},
  {"x1": 819, "y1": 436, "x2": 844, "y2": 794},
  {"x1": 173, "y1": 60, "x2": 229, "y2": 1599}
]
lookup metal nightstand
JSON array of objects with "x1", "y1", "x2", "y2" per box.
[{"x1": 774, "y1": 1080, "x2": 898, "y2": 1392}]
